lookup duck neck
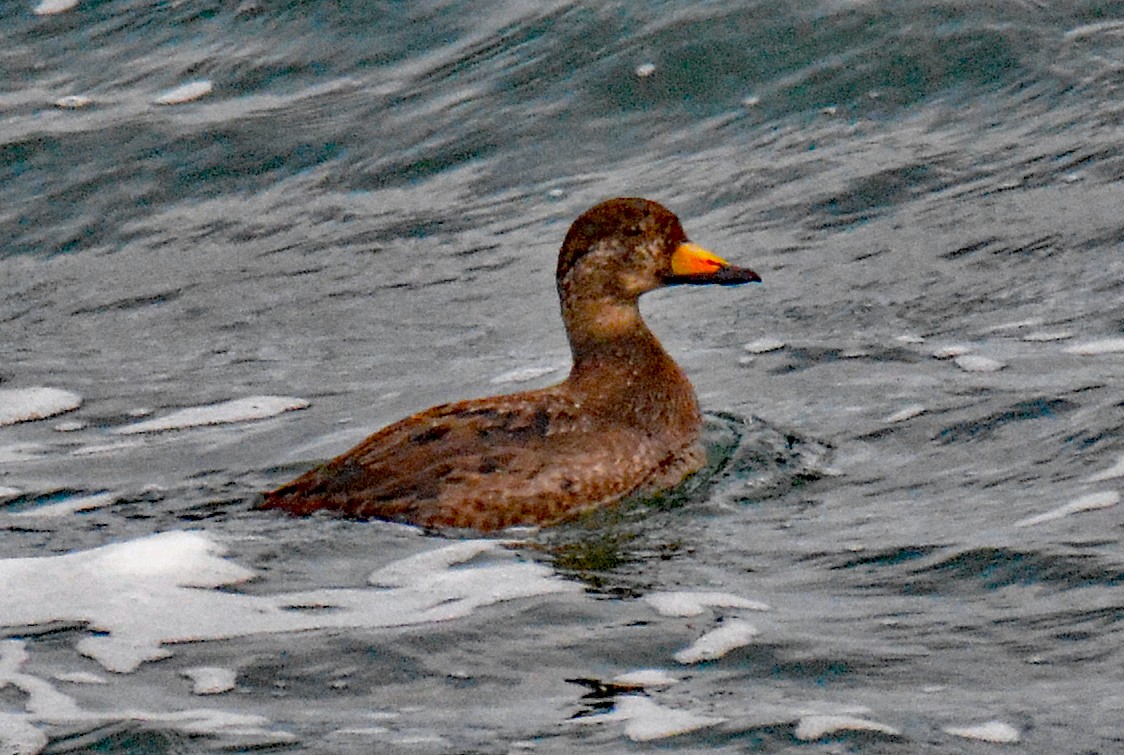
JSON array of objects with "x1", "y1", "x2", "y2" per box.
[{"x1": 561, "y1": 297, "x2": 701, "y2": 434}]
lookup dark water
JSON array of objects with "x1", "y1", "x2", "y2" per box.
[{"x1": 3, "y1": 1, "x2": 1123, "y2": 752}]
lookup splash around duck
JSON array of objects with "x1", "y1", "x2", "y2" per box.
[{"x1": 260, "y1": 198, "x2": 761, "y2": 531}]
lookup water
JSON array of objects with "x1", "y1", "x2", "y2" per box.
[{"x1": 2, "y1": 1, "x2": 1123, "y2": 752}]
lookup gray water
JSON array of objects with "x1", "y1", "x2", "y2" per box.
[{"x1": 2, "y1": 1, "x2": 1123, "y2": 752}]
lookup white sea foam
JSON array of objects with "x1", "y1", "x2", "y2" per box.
[
  {"x1": 611, "y1": 669, "x2": 678, "y2": 688},
  {"x1": 579, "y1": 695, "x2": 723, "y2": 742},
  {"x1": 0, "y1": 532, "x2": 576, "y2": 673},
  {"x1": 52, "y1": 671, "x2": 108, "y2": 685},
  {"x1": 334, "y1": 726, "x2": 391, "y2": 737},
  {"x1": 944, "y1": 720, "x2": 1019, "y2": 743},
  {"x1": 0, "y1": 639, "x2": 282, "y2": 749},
  {"x1": 0, "y1": 387, "x2": 82, "y2": 426},
  {"x1": 1065, "y1": 19, "x2": 1124, "y2": 39},
  {"x1": 795, "y1": 714, "x2": 900, "y2": 740},
  {"x1": 1064, "y1": 337, "x2": 1124, "y2": 355},
  {"x1": 54, "y1": 94, "x2": 93, "y2": 109},
  {"x1": 489, "y1": 365, "x2": 559, "y2": 384},
  {"x1": 644, "y1": 590, "x2": 769, "y2": 617},
  {"x1": 154, "y1": 80, "x2": 214, "y2": 105},
  {"x1": 953, "y1": 354, "x2": 1005, "y2": 372},
  {"x1": 0, "y1": 708, "x2": 48, "y2": 755},
  {"x1": 112, "y1": 396, "x2": 309, "y2": 434},
  {"x1": 932, "y1": 345, "x2": 971, "y2": 359},
  {"x1": 1088, "y1": 454, "x2": 1124, "y2": 482},
  {"x1": 11, "y1": 491, "x2": 116, "y2": 518},
  {"x1": 0, "y1": 486, "x2": 21, "y2": 500},
  {"x1": 1014, "y1": 490, "x2": 1119, "y2": 527},
  {"x1": 54, "y1": 419, "x2": 87, "y2": 432},
  {"x1": 743, "y1": 337, "x2": 785, "y2": 354},
  {"x1": 33, "y1": 0, "x2": 78, "y2": 14},
  {"x1": 884, "y1": 404, "x2": 925, "y2": 423},
  {"x1": 674, "y1": 619, "x2": 759, "y2": 664},
  {"x1": 183, "y1": 666, "x2": 237, "y2": 695}
]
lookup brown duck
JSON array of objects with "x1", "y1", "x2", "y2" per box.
[{"x1": 260, "y1": 198, "x2": 760, "y2": 530}]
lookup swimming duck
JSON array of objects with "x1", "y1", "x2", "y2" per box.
[{"x1": 260, "y1": 198, "x2": 760, "y2": 530}]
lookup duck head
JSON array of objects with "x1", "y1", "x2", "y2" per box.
[{"x1": 556, "y1": 197, "x2": 760, "y2": 305}]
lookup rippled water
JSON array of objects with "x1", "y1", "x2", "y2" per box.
[{"x1": 2, "y1": 1, "x2": 1123, "y2": 752}]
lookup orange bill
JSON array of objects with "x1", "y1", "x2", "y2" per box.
[{"x1": 668, "y1": 242, "x2": 761, "y2": 286}]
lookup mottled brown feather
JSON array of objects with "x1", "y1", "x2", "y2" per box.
[{"x1": 260, "y1": 197, "x2": 759, "y2": 531}]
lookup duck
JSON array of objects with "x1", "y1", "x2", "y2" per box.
[{"x1": 259, "y1": 197, "x2": 760, "y2": 531}]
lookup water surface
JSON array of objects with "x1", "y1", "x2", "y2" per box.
[{"x1": 2, "y1": 1, "x2": 1122, "y2": 752}]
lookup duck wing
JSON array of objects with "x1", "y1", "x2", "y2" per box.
[{"x1": 259, "y1": 388, "x2": 686, "y2": 530}]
